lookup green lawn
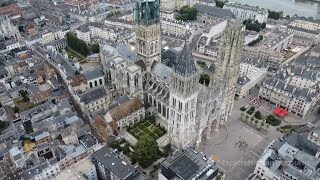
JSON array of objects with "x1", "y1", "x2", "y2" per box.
[{"x1": 128, "y1": 120, "x2": 166, "y2": 140}]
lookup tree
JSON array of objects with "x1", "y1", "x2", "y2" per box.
[
  {"x1": 255, "y1": 120, "x2": 259, "y2": 124},
  {"x1": 199, "y1": 73, "x2": 210, "y2": 86},
  {"x1": 261, "y1": 22, "x2": 266, "y2": 29},
  {"x1": 268, "y1": 10, "x2": 283, "y2": 20},
  {"x1": 249, "y1": 107, "x2": 255, "y2": 112},
  {"x1": 133, "y1": 135, "x2": 159, "y2": 168},
  {"x1": 176, "y1": 6, "x2": 197, "y2": 21},
  {"x1": 251, "y1": 117, "x2": 255, "y2": 121},
  {"x1": 261, "y1": 122, "x2": 264, "y2": 127},
  {"x1": 13, "y1": 106, "x2": 19, "y2": 113},
  {"x1": 240, "y1": 107, "x2": 246, "y2": 111},
  {"x1": 91, "y1": 43, "x2": 100, "y2": 53},
  {"x1": 66, "y1": 32, "x2": 89, "y2": 57},
  {"x1": 266, "y1": 115, "x2": 281, "y2": 126},
  {"x1": 254, "y1": 111, "x2": 262, "y2": 119},
  {"x1": 215, "y1": 0, "x2": 225, "y2": 8}
]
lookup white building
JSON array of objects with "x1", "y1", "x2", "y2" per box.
[
  {"x1": 161, "y1": 18, "x2": 191, "y2": 36},
  {"x1": 195, "y1": 19, "x2": 228, "y2": 57},
  {"x1": 236, "y1": 56, "x2": 268, "y2": 98},
  {"x1": 76, "y1": 26, "x2": 91, "y2": 43},
  {"x1": 252, "y1": 133, "x2": 320, "y2": 180},
  {"x1": 223, "y1": 2, "x2": 268, "y2": 23}
]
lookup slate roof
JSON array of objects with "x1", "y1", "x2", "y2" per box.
[
  {"x1": 84, "y1": 69, "x2": 104, "y2": 81},
  {"x1": 109, "y1": 97, "x2": 143, "y2": 122},
  {"x1": 79, "y1": 86, "x2": 107, "y2": 104},
  {"x1": 92, "y1": 146, "x2": 136, "y2": 179},
  {"x1": 237, "y1": 75, "x2": 250, "y2": 86},
  {"x1": 174, "y1": 42, "x2": 197, "y2": 77},
  {"x1": 193, "y1": 3, "x2": 235, "y2": 19}
]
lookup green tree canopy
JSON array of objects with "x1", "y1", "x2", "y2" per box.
[
  {"x1": 91, "y1": 43, "x2": 100, "y2": 53},
  {"x1": 268, "y1": 10, "x2": 283, "y2": 20},
  {"x1": 66, "y1": 32, "x2": 89, "y2": 57},
  {"x1": 176, "y1": 6, "x2": 197, "y2": 21},
  {"x1": 199, "y1": 73, "x2": 210, "y2": 86},
  {"x1": 215, "y1": 0, "x2": 225, "y2": 8},
  {"x1": 243, "y1": 19, "x2": 266, "y2": 32},
  {"x1": 133, "y1": 135, "x2": 159, "y2": 168}
]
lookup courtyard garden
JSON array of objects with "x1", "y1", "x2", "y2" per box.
[{"x1": 127, "y1": 119, "x2": 166, "y2": 140}]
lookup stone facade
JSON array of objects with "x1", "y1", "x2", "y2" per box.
[{"x1": 102, "y1": 0, "x2": 244, "y2": 149}]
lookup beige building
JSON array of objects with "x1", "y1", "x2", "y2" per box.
[{"x1": 54, "y1": 158, "x2": 98, "y2": 180}]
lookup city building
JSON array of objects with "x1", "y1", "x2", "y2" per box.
[
  {"x1": 54, "y1": 158, "x2": 98, "y2": 180},
  {"x1": 223, "y1": 2, "x2": 268, "y2": 23},
  {"x1": 159, "y1": 145, "x2": 224, "y2": 180},
  {"x1": 278, "y1": 16, "x2": 320, "y2": 44},
  {"x1": 251, "y1": 133, "x2": 320, "y2": 180},
  {"x1": 91, "y1": 146, "x2": 148, "y2": 180},
  {"x1": 259, "y1": 56, "x2": 320, "y2": 118},
  {"x1": 194, "y1": 3, "x2": 235, "y2": 23},
  {"x1": 236, "y1": 56, "x2": 268, "y2": 98},
  {"x1": 308, "y1": 126, "x2": 320, "y2": 146},
  {"x1": 161, "y1": 18, "x2": 191, "y2": 36}
]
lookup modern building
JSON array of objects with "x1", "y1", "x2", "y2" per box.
[
  {"x1": 91, "y1": 146, "x2": 148, "y2": 180},
  {"x1": 223, "y1": 2, "x2": 268, "y2": 23},
  {"x1": 159, "y1": 146, "x2": 224, "y2": 180},
  {"x1": 251, "y1": 133, "x2": 320, "y2": 180}
]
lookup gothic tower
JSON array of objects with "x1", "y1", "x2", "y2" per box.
[
  {"x1": 216, "y1": 21, "x2": 244, "y2": 123},
  {"x1": 135, "y1": 0, "x2": 161, "y2": 71},
  {"x1": 168, "y1": 42, "x2": 200, "y2": 149}
]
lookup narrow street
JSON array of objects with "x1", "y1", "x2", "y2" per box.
[{"x1": 54, "y1": 66, "x2": 103, "y2": 143}]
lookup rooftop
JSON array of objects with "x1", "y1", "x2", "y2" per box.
[
  {"x1": 79, "y1": 86, "x2": 107, "y2": 104},
  {"x1": 92, "y1": 146, "x2": 136, "y2": 179}
]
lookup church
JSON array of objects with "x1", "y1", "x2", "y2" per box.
[{"x1": 101, "y1": 0, "x2": 244, "y2": 149}]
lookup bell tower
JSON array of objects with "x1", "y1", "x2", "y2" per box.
[
  {"x1": 168, "y1": 42, "x2": 200, "y2": 149},
  {"x1": 135, "y1": 0, "x2": 161, "y2": 71}
]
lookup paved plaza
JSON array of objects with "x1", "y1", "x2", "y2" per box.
[{"x1": 199, "y1": 118, "x2": 268, "y2": 180}]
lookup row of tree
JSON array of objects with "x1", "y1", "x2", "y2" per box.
[
  {"x1": 243, "y1": 19, "x2": 266, "y2": 32},
  {"x1": 175, "y1": 5, "x2": 197, "y2": 21}
]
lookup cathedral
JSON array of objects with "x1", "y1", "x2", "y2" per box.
[{"x1": 101, "y1": 0, "x2": 244, "y2": 149}]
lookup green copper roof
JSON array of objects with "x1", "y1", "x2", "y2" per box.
[{"x1": 134, "y1": 0, "x2": 160, "y2": 25}]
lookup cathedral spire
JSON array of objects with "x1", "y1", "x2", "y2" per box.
[{"x1": 174, "y1": 42, "x2": 197, "y2": 77}]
